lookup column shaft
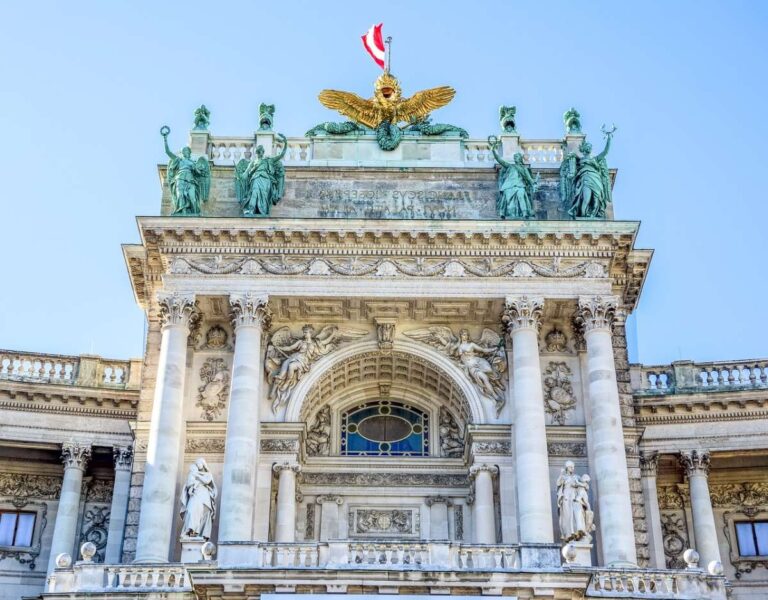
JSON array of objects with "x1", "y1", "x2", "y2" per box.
[
  {"x1": 503, "y1": 297, "x2": 554, "y2": 544},
  {"x1": 471, "y1": 465, "x2": 497, "y2": 543},
  {"x1": 219, "y1": 294, "x2": 270, "y2": 542},
  {"x1": 274, "y1": 464, "x2": 299, "y2": 542},
  {"x1": 639, "y1": 452, "x2": 666, "y2": 569},
  {"x1": 48, "y1": 442, "x2": 91, "y2": 573},
  {"x1": 104, "y1": 447, "x2": 133, "y2": 564},
  {"x1": 579, "y1": 296, "x2": 636, "y2": 566},
  {"x1": 135, "y1": 293, "x2": 196, "y2": 563},
  {"x1": 681, "y1": 451, "x2": 721, "y2": 569}
]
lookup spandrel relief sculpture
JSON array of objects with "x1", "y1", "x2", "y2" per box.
[
  {"x1": 489, "y1": 135, "x2": 539, "y2": 219},
  {"x1": 306, "y1": 406, "x2": 331, "y2": 456},
  {"x1": 439, "y1": 407, "x2": 464, "y2": 458},
  {"x1": 404, "y1": 327, "x2": 507, "y2": 415},
  {"x1": 161, "y1": 126, "x2": 211, "y2": 216},
  {"x1": 180, "y1": 458, "x2": 217, "y2": 540},
  {"x1": 556, "y1": 461, "x2": 595, "y2": 543},
  {"x1": 266, "y1": 325, "x2": 367, "y2": 412},
  {"x1": 234, "y1": 133, "x2": 287, "y2": 217},
  {"x1": 560, "y1": 125, "x2": 616, "y2": 219}
]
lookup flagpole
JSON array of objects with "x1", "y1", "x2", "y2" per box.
[{"x1": 385, "y1": 36, "x2": 392, "y2": 73}]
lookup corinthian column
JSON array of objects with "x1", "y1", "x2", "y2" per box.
[
  {"x1": 104, "y1": 446, "x2": 133, "y2": 564},
  {"x1": 680, "y1": 450, "x2": 721, "y2": 569},
  {"x1": 135, "y1": 292, "x2": 197, "y2": 563},
  {"x1": 576, "y1": 296, "x2": 636, "y2": 566},
  {"x1": 218, "y1": 293, "x2": 271, "y2": 543},
  {"x1": 470, "y1": 464, "x2": 498, "y2": 543},
  {"x1": 502, "y1": 296, "x2": 554, "y2": 544},
  {"x1": 273, "y1": 462, "x2": 301, "y2": 542},
  {"x1": 48, "y1": 441, "x2": 91, "y2": 573}
]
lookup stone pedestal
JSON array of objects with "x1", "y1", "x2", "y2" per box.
[
  {"x1": 104, "y1": 446, "x2": 133, "y2": 564},
  {"x1": 47, "y1": 441, "x2": 91, "y2": 573},
  {"x1": 219, "y1": 294, "x2": 270, "y2": 543},
  {"x1": 577, "y1": 296, "x2": 637, "y2": 566},
  {"x1": 180, "y1": 537, "x2": 206, "y2": 564},
  {"x1": 134, "y1": 293, "x2": 197, "y2": 563},
  {"x1": 500, "y1": 134, "x2": 521, "y2": 159},
  {"x1": 503, "y1": 297, "x2": 554, "y2": 544},
  {"x1": 565, "y1": 541, "x2": 594, "y2": 567}
]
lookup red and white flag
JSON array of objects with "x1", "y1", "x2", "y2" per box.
[{"x1": 361, "y1": 23, "x2": 386, "y2": 69}]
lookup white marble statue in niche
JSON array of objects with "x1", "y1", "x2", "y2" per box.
[
  {"x1": 556, "y1": 461, "x2": 595, "y2": 543},
  {"x1": 180, "y1": 458, "x2": 217, "y2": 540}
]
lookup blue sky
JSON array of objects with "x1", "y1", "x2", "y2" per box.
[{"x1": 1, "y1": 1, "x2": 766, "y2": 364}]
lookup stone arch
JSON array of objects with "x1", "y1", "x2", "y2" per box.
[{"x1": 284, "y1": 340, "x2": 488, "y2": 425}]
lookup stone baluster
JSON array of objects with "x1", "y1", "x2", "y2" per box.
[
  {"x1": 470, "y1": 464, "x2": 498, "y2": 543},
  {"x1": 426, "y1": 496, "x2": 452, "y2": 540},
  {"x1": 679, "y1": 450, "x2": 721, "y2": 570},
  {"x1": 576, "y1": 296, "x2": 636, "y2": 566},
  {"x1": 104, "y1": 446, "x2": 133, "y2": 564},
  {"x1": 639, "y1": 451, "x2": 666, "y2": 569},
  {"x1": 134, "y1": 293, "x2": 198, "y2": 563},
  {"x1": 48, "y1": 441, "x2": 91, "y2": 573},
  {"x1": 218, "y1": 293, "x2": 271, "y2": 543},
  {"x1": 273, "y1": 462, "x2": 301, "y2": 542},
  {"x1": 316, "y1": 495, "x2": 344, "y2": 541},
  {"x1": 502, "y1": 296, "x2": 554, "y2": 544}
]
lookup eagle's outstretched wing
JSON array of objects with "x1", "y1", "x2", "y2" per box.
[
  {"x1": 398, "y1": 86, "x2": 456, "y2": 123},
  {"x1": 318, "y1": 89, "x2": 380, "y2": 129}
]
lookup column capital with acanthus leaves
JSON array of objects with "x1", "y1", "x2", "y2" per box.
[
  {"x1": 61, "y1": 440, "x2": 92, "y2": 471},
  {"x1": 679, "y1": 449, "x2": 711, "y2": 478},
  {"x1": 575, "y1": 295, "x2": 621, "y2": 334},
  {"x1": 502, "y1": 296, "x2": 544, "y2": 334},
  {"x1": 157, "y1": 292, "x2": 199, "y2": 330},
  {"x1": 230, "y1": 293, "x2": 271, "y2": 331}
]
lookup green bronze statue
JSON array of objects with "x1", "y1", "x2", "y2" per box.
[
  {"x1": 499, "y1": 106, "x2": 517, "y2": 133},
  {"x1": 259, "y1": 103, "x2": 275, "y2": 131},
  {"x1": 234, "y1": 133, "x2": 288, "y2": 217},
  {"x1": 305, "y1": 121, "x2": 367, "y2": 137},
  {"x1": 161, "y1": 126, "x2": 211, "y2": 216},
  {"x1": 560, "y1": 125, "x2": 616, "y2": 219},
  {"x1": 194, "y1": 105, "x2": 210, "y2": 130},
  {"x1": 406, "y1": 116, "x2": 468, "y2": 138},
  {"x1": 564, "y1": 108, "x2": 582, "y2": 135},
  {"x1": 489, "y1": 136, "x2": 539, "y2": 220}
]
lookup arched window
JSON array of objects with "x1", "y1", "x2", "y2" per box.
[{"x1": 340, "y1": 400, "x2": 429, "y2": 456}]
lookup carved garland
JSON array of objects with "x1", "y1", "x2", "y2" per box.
[
  {"x1": 170, "y1": 256, "x2": 607, "y2": 280},
  {"x1": 542, "y1": 361, "x2": 577, "y2": 425}
]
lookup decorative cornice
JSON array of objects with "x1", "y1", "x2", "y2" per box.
[
  {"x1": 230, "y1": 293, "x2": 271, "y2": 330},
  {"x1": 639, "y1": 451, "x2": 659, "y2": 478},
  {"x1": 113, "y1": 446, "x2": 134, "y2": 471},
  {"x1": 157, "y1": 292, "x2": 198, "y2": 329},
  {"x1": 501, "y1": 296, "x2": 544, "y2": 333},
  {"x1": 575, "y1": 295, "x2": 618, "y2": 334},
  {"x1": 679, "y1": 450, "x2": 711, "y2": 477},
  {"x1": 61, "y1": 441, "x2": 91, "y2": 471}
]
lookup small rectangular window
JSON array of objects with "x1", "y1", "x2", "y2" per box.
[
  {"x1": 736, "y1": 521, "x2": 768, "y2": 557},
  {"x1": 0, "y1": 511, "x2": 36, "y2": 547}
]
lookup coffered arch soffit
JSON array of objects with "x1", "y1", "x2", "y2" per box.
[{"x1": 285, "y1": 340, "x2": 487, "y2": 424}]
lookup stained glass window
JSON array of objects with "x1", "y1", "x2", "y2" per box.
[{"x1": 341, "y1": 400, "x2": 429, "y2": 456}]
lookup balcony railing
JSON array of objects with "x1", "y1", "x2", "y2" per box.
[
  {"x1": 207, "y1": 135, "x2": 564, "y2": 168},
  {"x1": 632, "y1": 359, "x2": 768, "y2": 395},
  {"x1": 0, "y1": 350, "x2": 141, "y2": 390}
]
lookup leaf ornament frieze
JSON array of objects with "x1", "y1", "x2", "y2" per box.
[
  {"x1": 168, "y1": 255, "x2": 607, "y2": 280},
  {"x1": 0, "y1": 472, "x2": 62, "y2": 501}
]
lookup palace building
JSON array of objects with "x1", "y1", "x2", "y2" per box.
[{"x1": 0, "y1": 83, "x2": 766, "y2": 600}]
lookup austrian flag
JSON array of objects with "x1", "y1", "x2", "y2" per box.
[{"x1": 362, "y1": 23, "x2": 386, "y2": 69}]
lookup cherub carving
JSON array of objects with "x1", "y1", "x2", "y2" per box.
[
  {"x1": 265, "y1": 325, "x2": 367, "y2": 412},
  {"x1": 404, "y1": 327, "x2": 507, "y2": 414}
]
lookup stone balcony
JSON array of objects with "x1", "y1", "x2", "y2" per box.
[{"x1": 44, "y1": 542, "x2": 728, "y2": 599}]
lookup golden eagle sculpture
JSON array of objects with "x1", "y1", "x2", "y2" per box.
[{"x1": 307, "y1": 73, "x2": 465, "y2": 150}]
